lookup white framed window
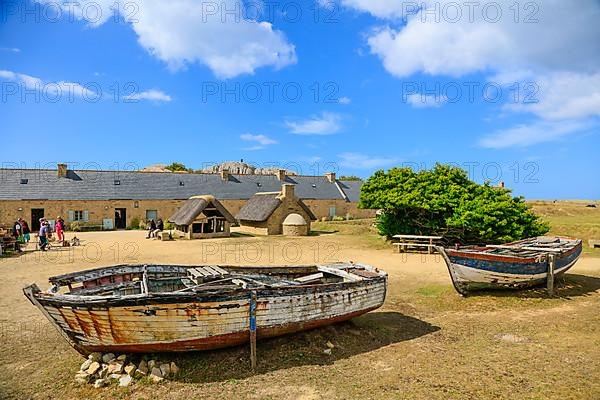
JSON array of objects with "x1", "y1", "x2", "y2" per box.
[
  {"x1": 74, "y1": 211, "x2": 84, "y2": 221},
  {"x1": 69, "y1": 210, "x2": 89, "y2": 222}
]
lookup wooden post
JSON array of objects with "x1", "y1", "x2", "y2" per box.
[
  {"x1": 428, "y1": 238, "x2": 433, "y2": 254},
  {"x1": 547, "y1": 254, "x2": 556, "y2": 296},
  {"x1": 249, "y1": 290, "x2": 257, "y2": 371}
]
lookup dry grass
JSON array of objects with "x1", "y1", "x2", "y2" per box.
[{"x1": 0, "y1": 211, "x2": 599, "y2": 399}]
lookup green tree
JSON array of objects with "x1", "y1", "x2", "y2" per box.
[
  {"x1": 359, "y1": 164, "x2": 549, "y2": 244},
  {"x1": 165, "y1": 162, "x2": 190, "y2": 172},
  {"x1": 338, "y1": 175, "x2": 363, "y2": 181}
]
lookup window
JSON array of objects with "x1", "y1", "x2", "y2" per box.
[
  {"x1": 20, "y1": 179, "x2": 28, "y2": 184},
  {"x1": 192, "y1": 223, "x2": 202, "y2": 234},
  {"x1": 114, "y1": 180, "x2": 121, "y2": 185},
  {"x1": 73, "y1": 211, "x2": 85, "y2": 221},
  {"x1": 179, "y1": 181, "x2": 185, "y2": 186}
]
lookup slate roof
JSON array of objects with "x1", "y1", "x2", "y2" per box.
[
  {"x1": 168, "y1": 196, "x2": 236, "y2": 226},
  {"x1": 237, "y1": 193, "x2": 317, "y2": 222},
  {"x1": 0, "y1": 169, "x2": 362, "y2": 202},
  {"x1": 337, "y1": 180, "x2": 363, "y2": 203}
]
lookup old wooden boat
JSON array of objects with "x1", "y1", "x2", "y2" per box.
[
  {"x1": 436, "y1": 236, "x2": 582, "y2": 295},
  {"x1": 23, "y1": 263, "x2": 387, "y2": 355}
]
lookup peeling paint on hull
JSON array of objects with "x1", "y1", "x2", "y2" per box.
[{"x1": 23, "y1": 263, "x2": 387, "y2": 355}]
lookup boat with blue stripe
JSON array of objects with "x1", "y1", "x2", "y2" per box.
[{"x1": 436, "y1": 236, "x2": 582, "y2": 295}]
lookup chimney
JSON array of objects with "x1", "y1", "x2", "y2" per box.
[
  {"x1": 220, "y1": 168, "x2": 229, "y2": 181},
  {"x1": 325, "y1": 172, "x2": 336, "y2": 183},
  {"x1": 281, "y1": 184, "x2": 295, "y2": 198},
  {"x1": 276, "y1": 169, "x2": 286, "y2": 181},
  {"x1": 57, "y1": 163, "x2": 68, "y2": 178}
]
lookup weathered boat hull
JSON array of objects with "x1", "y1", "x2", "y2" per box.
[
  {"x1": 436, "y1": 237, "x2": 583, "y2": 295},
  {"x1": 24, "y1": 264, "x2": 387, "y2": 355}
]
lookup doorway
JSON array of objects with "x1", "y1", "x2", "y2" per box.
[
  {"x1": 115, "y1": 208, "x2": 127, "y2": 230},
  {"x1": 31, "y1": 208, "x2": 44, "y2": 231}
]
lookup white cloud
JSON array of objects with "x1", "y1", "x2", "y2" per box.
[
  {"x1": 124, "y1": 89, "x2": 172, "y2": 102},
  {"x1": 342, "y1": 0, "x2": 600, "y2": 148},
  {"x1": 338, "y1": 152, "x2": 397, "y2": 169},
  {"x1": 36, "y1": 0, "x2": 297, "y2": 79},
  {"x1": 240, "y1": 133, "x2": 277, "y2": 150},
  {"x1": 406, "y1": 93, "x2": 447, "y2": 108},
  {"x1": 338, "y1": 96, "x2": 351, "y2": 105},
  {"x1": 285, "y1": 112, "x2": 342, "y2": 135},
  {"x1": 502, "y1": 72, "x2": 600, "y2": 121},
  {"x1": 0, "y1": 47, "x2": 21, "y2": 53},
  {"x1": 0, "y1": 70, "x2": 96, "y2": 98},
  {"x1": 479, "y1": 120, "x2": 593, "y2": 149}
]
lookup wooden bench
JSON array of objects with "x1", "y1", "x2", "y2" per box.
[
  {"x1": 392, "y1": 234, "x2": 443, "y2": 254},
  {"x1": 157, "y1": 231, "x2": 171, "y2": 241}
]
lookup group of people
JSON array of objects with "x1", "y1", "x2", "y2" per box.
[
  {"x1": 146, "y1": 218, "x2": 164, "y2": 239},
  {"x1": 11, "y1": 216, "x2": 66, "y2": 252}
]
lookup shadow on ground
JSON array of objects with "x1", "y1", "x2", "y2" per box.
[
  {"x1": 466, "y1": 274, "x2": 600, "y2": 299},
  {"x1": 156, "y1": 312, "x2": 439, "y2": 384}
]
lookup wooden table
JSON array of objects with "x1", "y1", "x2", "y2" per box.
[{"x1": 392, "y1": 234, "x2": 443, "y2": 254}]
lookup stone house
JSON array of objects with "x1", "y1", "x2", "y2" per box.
[
  {"x1": 0, "y1": 164, "x2": 372, "y2": 231},
  {"x1": 236, "y1": 184, "x2": 316, "y2": 235},
  {"x1": 168, "y1": 196, "x2": 235, "y2": 239}
]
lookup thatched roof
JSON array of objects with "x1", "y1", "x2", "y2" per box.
[
  {"x1": 237, "y1": 193, "x2": 316, "y2": 222},
  {"x1": 169, "y1": 195, "x2": 235, "y2": 225}
]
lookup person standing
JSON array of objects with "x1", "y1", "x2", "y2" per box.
[
  {"x1": 20, "y1": 218, "x2": 31, "y2": 243},
  {"x1": 12, "y1": 219, "x2": 23, "y2": 252},
  {"x1": 55, "y1": 216, "x2": 65, "y2": 242},
  {"x1": 39, "y1": 220, "x2": 49, "y2": 251}
]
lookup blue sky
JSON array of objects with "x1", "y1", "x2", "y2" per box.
[{"x1": 1, "y1": 0, "x2": 599, "y2": 199}]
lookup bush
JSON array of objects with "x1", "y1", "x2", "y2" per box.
[
  {"x1": 128, "y1": 217, "x2": 141, "y2": 230},
  {"x1": 359, "y1": 164, "x2": 549, "y2": 244},
  {"x1": 69, "y1": 221, "x2": 82, "y2": 232}
]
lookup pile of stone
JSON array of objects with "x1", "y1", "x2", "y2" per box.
[{"x1": 74, "y1": 352, "x2": 179, "y2": 388}]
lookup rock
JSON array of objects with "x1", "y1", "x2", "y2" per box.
[
  {"x1": 148, "y1": 360, "x2": 157, "y2": 370},
  {"x1": 118, "y1": 374, "x2": 133, "y2": 387},
  {"x1": 93, "y1": 379, "x2": 108, "y2": 388},
  {"x1": 107, "y1": 361, "x2": 124, "y2": 374},
  {"x1": 159, "y1": 363, "x2": 171, "y2": 377},
  {"x1": 326, "y1": 341, "x2": 335, "y2": 349},
  {"x1": 117, "y1": 354, "x2": 127, "y2": 362},
  {"x1": 323, "y1": 348, "x2": 332, "y2": 355},
  {"x1": 169, "y1": 362, "x2": 179, "y2": 376},
  {"x1": 124, "y1": 363, "x2": 136, "y2": 376},
  {"x1": 134, "y1": 368, "x2": 147, "y2": 378},
  {"x1": 150, "y1": 374, "x2": 164, "y2": 383},
  {"x1": 108, "y1": 373, "x2": 122, "y2": 381},
  {"x1": 86, "y1": 361, "x2": 101, "y2": 375},
  {"x1": 102, "y1": 353, "x2": 116, "y2": 363},
  {"x1": 138, "y1": 360, "x2": 148, "y2": 374},
  {"x1": 88, "y1": 352, "x2": 102, "y2": 362},
  {"x1": 98, "y1": 365, "x2": 109, "y2": 379},
  {"x1": 80, "y1": 359, "x2": 93, "y2": 371},
  {"x1": 150, "y1": 367, "x2": 163, "y2": 379},
  {"x1": 75, "y1": 374, "x2": 89, "y2": 385}
]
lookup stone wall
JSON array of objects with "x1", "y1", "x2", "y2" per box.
[
  {"x1": 282, "y1": 224, "x2": 308, "y2": 236},
  {"x1": 0, "y1": 198, "x2": 373, "y2": 229}
]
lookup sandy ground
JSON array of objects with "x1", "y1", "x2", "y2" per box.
[{"x1": 1, "y1": 230, "x2": 599, "y2": 399}]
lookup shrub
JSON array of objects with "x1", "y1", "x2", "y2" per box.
[
  {"x1": 69, "y1": 221, "x2": 82, "y2": 232},
  {"x1": 128, "y1": 217, "x2": 141, "y2": 230},
  {"x1": 359, "y1": 163, "x2": 549, "y2": 244}
]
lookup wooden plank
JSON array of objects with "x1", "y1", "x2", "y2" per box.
[
  {"x1": 392, "y1": 234, "x2": 443, "y2": 240},
  {"x1": 486, "y1": 245, "x2": 564, "y2": 253},
  {"x1": 211, "y1": 266, "x2": 230, "y2": 275},
  {"x1": 249, "y1": 290, "x2": 257, "y2": 371},
  {"x1": 317, "y1": 266, "x2": 363, "y2": 282},
  {"x1": 295, "y1": 272, "x2": 324, "y2": 283},
  {"x1": 547, "y1": 254, "x2": 555, "y2": 296},
  {"x1": 203, "y1": 266, "x2": 222, "y2": 276}
]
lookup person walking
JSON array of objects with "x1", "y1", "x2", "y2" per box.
[
  {"x1": 55, "y1": 216, "x2": 65, "y2": 242},
  {"x1": 39, "y1": 220, "x2": 49, "y2": 251}
]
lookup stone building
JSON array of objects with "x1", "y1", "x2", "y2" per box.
[
  {"x1": 236, "y1": 184, "x2": 316, "y2": 235},
  {"x1": 282, "y1": 213, "x2": 309, "y2": 236},
  {"x1": 168, "y1": 196, "x2": 235, "y2": 239},
  {"x1": 0, "y1": 164, "x2": 372, "y2": 230}
]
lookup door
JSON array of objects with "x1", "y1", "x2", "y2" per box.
[
  {"x1": 115, "y1": 208, "x2": 127, "y2": 230},
  {"x1": 31, "y1": 209, "x2": 44, "y2": 231}
]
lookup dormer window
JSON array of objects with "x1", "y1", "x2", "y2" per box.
[
  {"x1": 114, "y1": 180, "x2": 121, "y2": 185},
  {"x1": 20, "y1": 179, "x2": 28, "y2": 184},
  {"x1": 179, "y1": 181, "x2": 185, "y2": 186}
]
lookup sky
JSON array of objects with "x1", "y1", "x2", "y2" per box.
[{"x1": 0, "y1": 0, "x2": 599, "y2": 199}]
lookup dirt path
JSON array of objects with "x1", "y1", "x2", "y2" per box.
[{"x1": 1, "y1": 231, "x2": 599, "y2": 399}]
